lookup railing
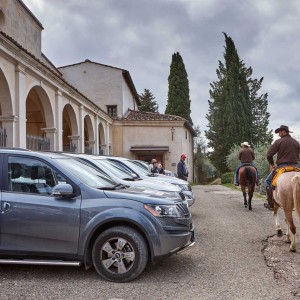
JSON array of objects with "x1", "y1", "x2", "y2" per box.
[
  {"x1": 26, "y1": 135, "x2": 50, "y2": 151},
  {"x1": 63, "y1": 143, "x2": 76, "y2": 153},
  {"x1": 0, "y1": 128, "x2": 7, "y2": 147}
]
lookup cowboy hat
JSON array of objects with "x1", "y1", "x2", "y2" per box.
[
  {"x1": 274, "y1": 125, "x2": 292, "y2": 133},
  {"x1": 241, "y1": 141, "x2": 250, "y2": 147}
]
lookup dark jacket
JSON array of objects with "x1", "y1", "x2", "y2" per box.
[
  {"x1": 177, "y1": 160, "x2": 188, "y2": 180},
  {"x1": 239, "y1": 147, "x2": 255, "y2": 163},
  {"x1": 267, "y1": 134, "x2": 300, "y2": 166}
]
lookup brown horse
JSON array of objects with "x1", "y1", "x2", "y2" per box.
[
  {"x1": 238, "y1": 166, "x2": 257, "y2": 210},
  {"x1": 273, "y1": 172, "x2": 300, "y2": 252}
]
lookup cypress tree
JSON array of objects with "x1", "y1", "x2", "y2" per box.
[
  {"x1": 138, "y1": 89, "x2": 159, "y2": 113},
  {"x1": 165, "y1": 52, "x2": 193, "y2": 125},
  {"x1": 206, "y1": 33, "x2": 271, "y2": 173}
]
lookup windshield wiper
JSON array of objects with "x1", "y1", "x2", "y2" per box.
[{"x1": 123, "y1": 177, "x2": 135, "y2": 181}]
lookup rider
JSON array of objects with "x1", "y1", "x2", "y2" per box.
[
  {"x1": 265, "y1": 125, "x2": 300, "y2": 209},
  {"x1": 234, "y1": 142, "x2": 258, "y2": 186}
]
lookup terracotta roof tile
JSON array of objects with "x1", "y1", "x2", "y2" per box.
[{"x1": 123, "y1": 109, "x2": 186, "y2": 121}]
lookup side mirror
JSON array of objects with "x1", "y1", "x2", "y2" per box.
[{"x1": 52, "y1": 184, "x2": 73, "y2": 196}]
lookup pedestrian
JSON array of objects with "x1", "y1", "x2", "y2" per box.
[
  {"x1": 177, "y1": 154, "x2": 189, "y2": 181},
  {"x1": 151, "y1": 161, "x2": 160, "y2": 174},
  {"x1": 149, "y1": 158, "x2": 157, "y2": 172},
  {"x1": 265, "y1": 125, "x2": 300, "y2": 209},
  {"x1": 234, "y1": 142, "x2": 258, "y2": 186},
  {"x1": 157, "y1": 162, "x2": 165, "y2": 174}
]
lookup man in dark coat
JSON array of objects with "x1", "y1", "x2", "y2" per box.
[
  {"x1": 177, "y1": 154, "x2": 189, "y2": 181},
  {"x1": 265, "y1": 125, "x2": 300, "y2": 209}
]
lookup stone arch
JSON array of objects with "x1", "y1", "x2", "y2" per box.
[
  {"x1": 84, "y1": 114, "x2": 94, "y2": 154},
  {"x1": 62, "y1": 103, "x2": 79, "y2": 152},
  {"x1": 26, "y1": 86, "x2": 54, "y2": 150},
  {"x1": 0, "y1": 67, "x2": 13, "y2": 146}
]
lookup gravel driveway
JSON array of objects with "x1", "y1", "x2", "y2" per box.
[{"x1": 0, "y1": 185, "x2": 299, "y2": 300}]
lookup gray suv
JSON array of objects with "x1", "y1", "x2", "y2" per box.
[{"x1": 0, "y1": 149, "x2": 194, "y2": 282}]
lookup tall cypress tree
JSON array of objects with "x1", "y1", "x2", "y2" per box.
[
  {"x1": 138, "y1": 89, "x2": 159, "y2": 113},
  {"x1": 206, "y1": 33, "x2": 271, "y2": 173},
  {"x1": 165, "y1": 52, "x2": 193, "y2": 125}
]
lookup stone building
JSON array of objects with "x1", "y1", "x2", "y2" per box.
[{"x1": 0, "y1": 0, "x2": 196, "y2": 180}]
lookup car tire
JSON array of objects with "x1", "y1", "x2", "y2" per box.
[{"x1": 92, "y1": 226, "x2": 148, "y2": 282}]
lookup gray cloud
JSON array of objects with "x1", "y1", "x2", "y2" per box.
[{"x1": 23, "y1": 0, "x2": 300, "y2": 138}]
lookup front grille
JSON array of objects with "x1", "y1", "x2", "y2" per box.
[
  {"x1": 179, "y1": 191, "x2": 185, "y2": 201},
  {"x1": 177, "y1": 202, "x2": 190, "y2": 217}
]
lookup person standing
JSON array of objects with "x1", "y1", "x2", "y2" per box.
[
  {"x1": 234, "y1": 142, "x2": 258, "y2": 186},
  {"x1": 149, "y1": 158, "x2": 157, "y2": 172},
  {"x1": 177, "y1": 154, "x2": 189, "y2": 181},
  {"x1": 265, "y1": 125, "x2": 300, "y2": 209}
]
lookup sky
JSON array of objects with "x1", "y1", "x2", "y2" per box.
[{"x1": 22, "y1": 0, "x2": 300, "y2": 142}]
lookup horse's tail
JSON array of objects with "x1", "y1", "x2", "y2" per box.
[
  {"x1": 245, "y1": 166, "x2": 253, "y2": 185},
  {"x1": 291, "y1": 175, "x2": 300, "y2": 220}
]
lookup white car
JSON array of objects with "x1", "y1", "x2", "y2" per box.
[
  {"x1": 64, "y1": 154, "x2": 188, "y2": 205},
  {"x1": 107, "y1": 157, "x2": 195, "y2": 207}
]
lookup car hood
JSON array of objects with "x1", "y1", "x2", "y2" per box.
[
  {"x1": 130, "y1": 179, "x2": 181, "y2": 192},
  {"x1": 151, "y1": 174, "x2": 189, "y2": 185},
  {"x1": 103, "y1": 187, "x2": 180, "y2": 204}
]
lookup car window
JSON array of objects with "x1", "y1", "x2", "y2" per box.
[{"x1": 7, "y1": 156, "x2": 67, "y2": 195}]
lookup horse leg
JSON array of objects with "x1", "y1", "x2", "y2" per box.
[
  {"x1": 241, "y1": 187, "x2": 247, "y2": 207},
  {"x1": 273, "y1": 202, "x2": 282, "y2": 236},
  {"x1": 285, "y1": 210, "x2": 297, "y2": 252},
  {"x1": 248, "y1": 193, "x2": 253, "y2": 211}
]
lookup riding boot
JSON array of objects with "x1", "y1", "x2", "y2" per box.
[{"x1": 265, "y1": 187, "x2": 274, "y2": 209}]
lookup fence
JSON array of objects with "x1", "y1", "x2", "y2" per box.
[
  {"x1": 0, "y1": 128, "x2": 7, "y2": 147},
  {"x1": 26, "y1": 135, "x2": 50, "y2": 151}
]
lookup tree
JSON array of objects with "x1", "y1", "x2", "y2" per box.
[
  {"x1": 165, "y1": 52, "x2": 193, "y2": 125},
  {"x1": 138, "y1": 89, "x2": 159, "y2": 113},
  {"x1": 205, "y1": 33, "x2": 272, "y2": 173},
  {"x1": 194, "y1": 125, "x2": 216, "y2": 183}
]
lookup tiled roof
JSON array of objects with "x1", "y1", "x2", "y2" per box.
[{"x1": 123, "y1": 109, "x2": 186, "y2": 121}]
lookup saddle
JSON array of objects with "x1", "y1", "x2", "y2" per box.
[{"x1": 271, "y1": 166, "x2": 300, "y2": 188}]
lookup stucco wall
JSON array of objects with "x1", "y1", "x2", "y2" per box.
[
  {"x1": 59, "y1": 62, "x2": 137, "y2": 118},
  {"x1": 0, "y1": 0, "x2": 42, "y2": 58},
  {"x1": 119, "y1": 121, "x2": 194, "y2": 178}
]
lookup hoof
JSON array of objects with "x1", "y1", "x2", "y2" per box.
[
  {"x1": 290, "y1": 247, "x2": 297, "y2": 252},
  {"x1": 249, "y1": 207, "x2": 252, "y2": 211},
  {"x1": 277, "y1": 229, "x2": 283, "y2": 237}
]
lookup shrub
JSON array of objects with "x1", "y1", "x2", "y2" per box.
[{"x1": 221, "y1": 172, "x2": 234, "y2": 184}]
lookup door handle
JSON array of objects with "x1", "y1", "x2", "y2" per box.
[{"x1": 2, "y1": 202, "x2": 11, "y2": 213}]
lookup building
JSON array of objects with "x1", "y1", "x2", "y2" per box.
[{"x1": 0, "y1": 0, "x2": 195, "y2": 180}]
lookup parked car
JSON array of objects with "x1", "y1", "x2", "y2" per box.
[
  {"x1": 0, "y1": 149, "x2": 194, "y2": 282},
  {"x1": 65, "y1": 153, "x2": 187, "y2": 205},
  {"x1": 163, "y1": 169, "x2": 178, "y2": 178},
  {"x1": 106, "y1": 156, "x2": 195, "y2": 207}
]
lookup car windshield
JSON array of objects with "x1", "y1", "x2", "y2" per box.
[
  {"x1": 93, "y1": 159, "x2": 136, "y2": 180},
  {"x1": 109, "y1": 159, "x2": 151, "y2": 176},
  {"x1": 56, "y1": 158, "x2": 118, "y2": 189},
  {"x1": 131, "y1": 160, "x2": 149, "y2": 171}
]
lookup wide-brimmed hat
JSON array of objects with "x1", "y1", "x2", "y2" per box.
[
  {"x1": 275, "y1": 125, "x2": 292, "y2": 133},
  {"x1": 241, "y1": 142, "x2": 250, "y2": 147}
]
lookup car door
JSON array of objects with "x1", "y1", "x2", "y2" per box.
[{"x1": 0, "y1": 154, "x2": 81, "y2": 256}]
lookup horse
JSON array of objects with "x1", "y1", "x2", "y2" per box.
[
  {"x1": 273, "y1": 172, "x2": 300, "y2": 252},
  {"x1": 238, "y1": 165, "x2": 257, "y2": 210}
]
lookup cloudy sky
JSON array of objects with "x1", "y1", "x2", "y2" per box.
[{"x1": 23, "y1": 0, "x2": 300, "y2": 140}]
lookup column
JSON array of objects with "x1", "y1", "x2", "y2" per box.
[
  {"x1": 56, "y1": 90, "x2": 63, "y2": 151},
  {"x1": 0, "y1": 115, "x2": 17, "y2": 147},
  {"x1": 15, "y1": 64, "x2": 27, "y2": 148},
  {"x1": 42, "y1": 127, "x2": 57, "y2": 151},
  {"x1": 79, "y1": 105, "x2": 85, "y2": 153}
]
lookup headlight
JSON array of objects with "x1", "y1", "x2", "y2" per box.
[{"x1": 144, "y1": 204, "x2": 183, "y2": 217}]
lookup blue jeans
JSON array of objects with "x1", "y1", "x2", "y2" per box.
[
  {"x1": 265, "y1": 163, "x2": 299, "y2": 188},
  {"x1": 234, "y1": 163, "x2": 259, "y2": 185}
]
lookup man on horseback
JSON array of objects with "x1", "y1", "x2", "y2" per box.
[
  {"x1": 265, "y1": 125, "x2": 300, "y2": 209},
  {"x1": 234, "y1": 142, "x2": 258, "y2": 186}
]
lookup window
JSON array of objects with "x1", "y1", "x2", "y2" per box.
[
  {"x1": 8, "y1": 156, "x2": 67, "y2": 195},
  {"x1": 107, "y1": 105, "x2": 117, "y2": 118}
]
